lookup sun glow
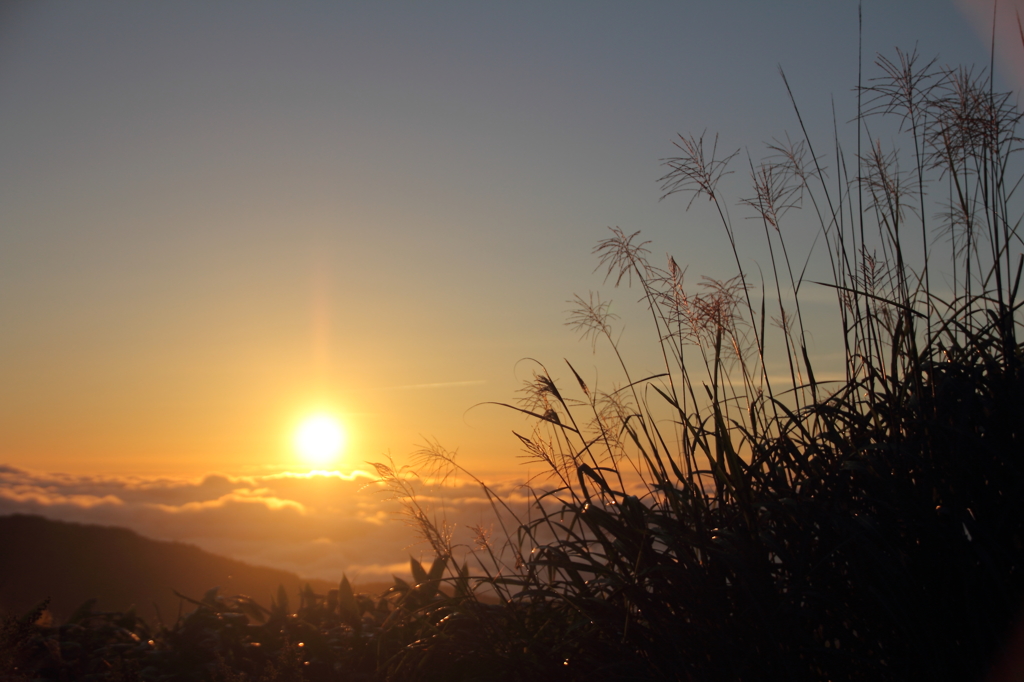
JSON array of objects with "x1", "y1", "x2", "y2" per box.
[{"x1": 294, "y1": 415, "x2": 346, "y2": 466}]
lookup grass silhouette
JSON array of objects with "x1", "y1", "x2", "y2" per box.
[
  {"x1": 4, "y1": 37, "x2": 1024, "y2": 682},
  {"x1": 376, "y1": 42, "x2": 1024, "y2": 682}
]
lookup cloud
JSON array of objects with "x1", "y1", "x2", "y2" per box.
[
  {"x1": 147, "y1": 491, "x2": 307, "y2": 515},
  {"x1": 0, "y1": 464, "x2": 528, "y2": 583},
  {"x1": 0, "y1": 486, "x2": 124, "y2": 509},
  {"x1": 383, "y1": 380, "x2": 486, "y2": 390}
]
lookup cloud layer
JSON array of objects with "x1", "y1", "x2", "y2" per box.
[{"x1": 0, "y1": 464, "x2": 531, "y2": 583}]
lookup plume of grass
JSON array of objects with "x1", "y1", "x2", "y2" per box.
[{"x1": 388, "y1": 36, "x2": 1024, "y2": 682}]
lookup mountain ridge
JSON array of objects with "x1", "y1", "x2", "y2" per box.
[{"x1": 0, "y1": 513, "x2": 387, "y2": 624}]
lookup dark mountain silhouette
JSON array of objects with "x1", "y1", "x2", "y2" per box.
[{"x1": 0, "y1": 514, "x2": 387, "y2": 625}]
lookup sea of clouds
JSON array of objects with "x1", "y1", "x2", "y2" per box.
[{"x1": 0, "y1": 463, "x2": 537, "y2": 583}]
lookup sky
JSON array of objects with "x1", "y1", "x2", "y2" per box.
[{"x1": 1, "y1": 0, "x2": 1021, "y2": 583}]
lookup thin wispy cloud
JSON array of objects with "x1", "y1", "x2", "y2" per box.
[{"x1": 383, "y1": 380, "x2": 486, "y2": 391}]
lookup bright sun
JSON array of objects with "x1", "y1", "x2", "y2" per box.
[{"x1": 294, "y1": 415, "x2": 346, "y2": 466}]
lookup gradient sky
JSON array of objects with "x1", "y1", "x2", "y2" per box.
[{"x1": 1, "y1": 1, "x2": 1021, "y2": 579}]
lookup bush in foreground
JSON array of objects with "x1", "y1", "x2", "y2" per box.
[{"x1": 0, "y1": 565, "x2": 461, "y2": 681}]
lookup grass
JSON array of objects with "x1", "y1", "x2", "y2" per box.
[
  {"x1": 4, "y1": 34, "x2": 1024, "y2": 682},
  {"x1": 375, "y1": 39, "x2": 1024, "y2": 682}
]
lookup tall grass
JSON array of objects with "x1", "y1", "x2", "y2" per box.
[{"x1": 376, "y1": 42, "x2": 1024, "y2": 681}]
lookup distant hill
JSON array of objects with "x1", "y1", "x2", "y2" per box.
[{"x1": 0, "y1": 514, "x2": 388, "y2": 625}]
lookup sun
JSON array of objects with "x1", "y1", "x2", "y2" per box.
[{"x1": 294, "y1": 414, "x2": 346, "y2": 466}]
